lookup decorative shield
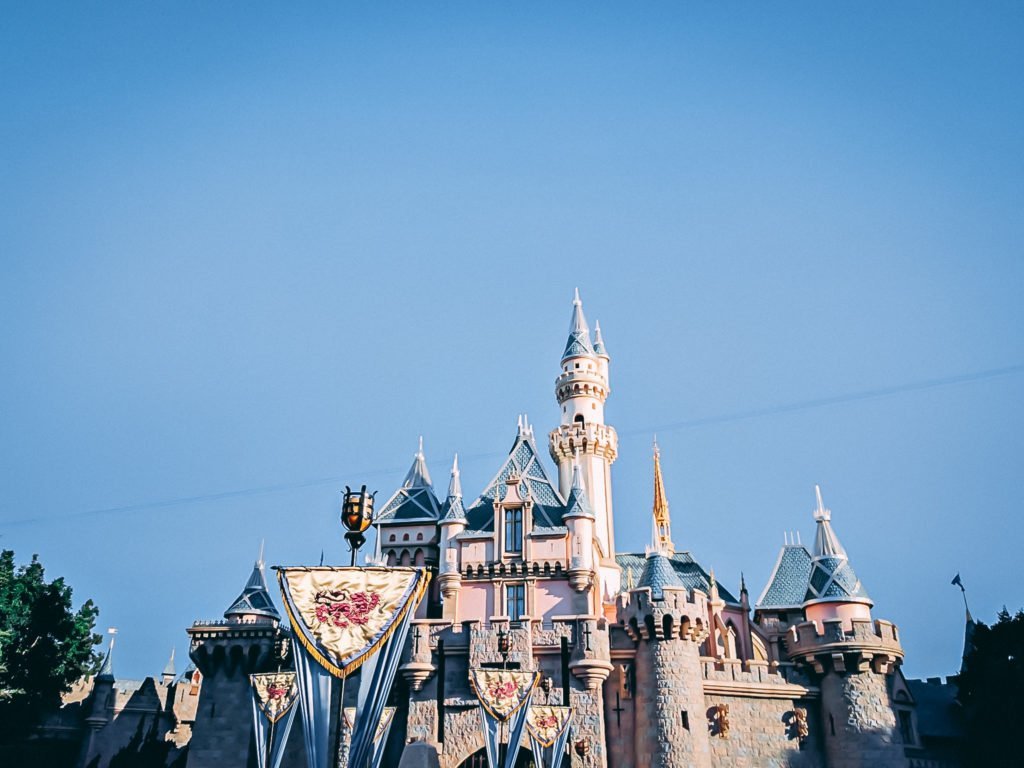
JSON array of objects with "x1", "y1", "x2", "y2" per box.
[
  {"x1": 469, "y1": 669, "x2": 540, "y2": 721},
  {"x1": 525, "y1": 706, "x2": 572, "y2": 747},
  {"x1": 278, "y1": 566, "x2": 430, "y2": 678},
  {"x1": 251, "y1": 672, "x2": 299, "y2": 724}
]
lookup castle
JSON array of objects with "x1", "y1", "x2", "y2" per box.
[{"x1": 61, "y1": 293, "x2": 965, "y2": 768}]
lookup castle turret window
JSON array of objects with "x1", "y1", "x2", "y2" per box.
[
  {"x1": 504, "y1": 507, "x2": 523, "y2": 553},
  {"x1": 506, "y1": 583, "x2": 525, "y2": 623}
]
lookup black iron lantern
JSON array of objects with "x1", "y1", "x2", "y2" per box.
[
  {"x1": 496, "y1": 627, "x2": 511, "y2": 668},
  {"x1": 341, "y1": 485, "x2": 376, "y2": 565},
  {"x1": 574, "y1": 737, "x2": 591, "y2": 762}
]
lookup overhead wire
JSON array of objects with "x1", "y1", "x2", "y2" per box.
[{"x1": 3, "y1": 362, "x2": 1021, "y2": 528}]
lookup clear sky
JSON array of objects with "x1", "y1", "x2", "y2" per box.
[{"x1": 1, "y1": 3, "x2": 1021, "y2": 680}]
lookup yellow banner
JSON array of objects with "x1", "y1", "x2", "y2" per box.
[{"x1": 278, "y1": 567, "x2": 429, "y2": 678}]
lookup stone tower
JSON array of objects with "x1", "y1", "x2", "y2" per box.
[
  {"x1": 548, "y1": 289, "x2": 620, "y2": 603},
  {"x1": 786, "y1": 487, "x2": 908, "y2": 768},
  {"x1": 616, "y1": 450, "x2": 711, "y2": 768},
  {"x1": 186, "y1": 552, "x2": 284, "y2": 767}
]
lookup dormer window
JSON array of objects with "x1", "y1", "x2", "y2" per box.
[{"x1": 504, "y1": 507, "x2": 523, "y2": 553}]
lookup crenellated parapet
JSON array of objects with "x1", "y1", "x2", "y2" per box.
[
  {"x1": 786, "y1": 617, "x2": 904, "y2": 675},
  {"x1": 549, "y1": 421, "x2": 618, "y2": 463},
  {"x1": 186, "y1": 619, "x2": 280, "y2": 678},
  {"x1": 617, "y1": 585, "x2": 711, "y2": 644}
]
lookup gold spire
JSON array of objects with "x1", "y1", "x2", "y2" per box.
[{"x1": 652, "y1": 440, "x2": 674, "y2": 554}]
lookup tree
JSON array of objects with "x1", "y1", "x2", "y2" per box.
[
  {"x1": 0, "y1": 550, "x2": 101, "y2": 742},
  {"x1": 957, "y1": 607, "x2": 1024, "y2": 767}
]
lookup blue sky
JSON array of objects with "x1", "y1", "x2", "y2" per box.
[{"x1": 1, "y1": 3, "x2": 1021, "y2": 680}]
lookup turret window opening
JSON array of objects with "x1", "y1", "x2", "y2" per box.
[
  {"x1": 506, "y1": 583, "x2": 525, "y2": 624},
  {"x1": 504, "y1": 507, "x2": 523, "y2": 554},
  {"x1": 574, "y1": 414, "x2": 585, "y2": 426}
]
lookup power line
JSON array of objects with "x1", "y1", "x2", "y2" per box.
[{"x1": 3, "y1": 362, "x2": 1021, "y2": 528}]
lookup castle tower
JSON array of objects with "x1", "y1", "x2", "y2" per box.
[
  {"x1": 186, "y1": 549, "x2": 283, "y2": 768},
  {"x1": 437, "y1": 454, "x2": 467, "y2": 620},
  {"x1": 786, "y1": 487, "x2": 907, "y2": 768},
  {"x1": 616, "y1": 451, "x2": 711, "y2": 768},
  {"x1": 548, "y1": 289, "x2": 620, "y2": 600}
]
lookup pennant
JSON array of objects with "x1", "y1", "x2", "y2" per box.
[
  {"x1": 526, "y1": 706, "x2": 573, "y2": 768},
  {"x1": 250, "y1": 672, "x2": 299, "y2": 768},
  {"x1": 469, "y1": 669, "x2": 539, "y2": 768},
  {"x1": 278, "y1": 567, "x2": 429, "y2": 768},
  {"x1": 344, "y1": 706, "x2": 397, "y2": 768},
  {"x1": 469, "y1": 669, "x2": 539, "y2": 721}
]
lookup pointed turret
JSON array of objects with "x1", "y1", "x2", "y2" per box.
[
  {"x1": 563, "y1": 461, "x2": 595, "y2": 520},
  {"x1": 96, "y1": 629, "x2": 117, "y2": 680},
  {"x1": 562, "y1": 287, "x2": 596, "y2": 361},
  {"x1": 592, "y1": 320, "x2": 609, "y2": 358},
  {"x1": 224, "y1": 547, "x2": 280, "y2": 622},
  {"x1": 441, "y1": 454, "x2": 467, "y2": 523},
  {"x1": 651, "y1": 441, "x2": 674, "y2": 555},
  {"x1": 162, "y1": 648, "x2": 176, "y2": 685},
  {"x1": 802, "y1": 485, "x2": 871, "y2": 607}
]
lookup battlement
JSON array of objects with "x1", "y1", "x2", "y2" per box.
[
  {"x1": 786, "y1": 617, "x2": 903, "y2": 674},
  {"x1": 549, "y1": 421, "x2": 618, "y2": 460},
  {"x1": 554, "y1": 368, "x2": 608, "y2": 401},
  {"x1": 617, "y1": 585, "x2": 710, "y2": 642}
]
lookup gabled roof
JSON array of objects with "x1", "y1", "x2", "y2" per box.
[
  {"x1": 756, "y1": 544, "x2": 813, "y2": 610},
  {"x1": 377, "y1": 440, "x2": 443, "y2": 523},
  {"x1": 616, "y1": 551, "x2": 739, "y2": 604},
  {"x1": 464, "y1": 426, "x2": 566, "y2": 533},
  {"x1": 224, "y1": 559, "x2": 280, "y2": 621}
]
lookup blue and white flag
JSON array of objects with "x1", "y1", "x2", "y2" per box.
[
  {"x1": 469, "y1": 669, "x2": 539, "y2": 768},
  {"x1": 526, "y1": 706, "x2": 573, "y2": 768},
  {"x1": 250, "y1": 672, "x2": 299, "y2": 768},
  {"x1": 345, "y1": 706, "x2": 396, "y2": 768},
  {"x1": 278, "y1": 566, "x2": 430, "y2": 768}
]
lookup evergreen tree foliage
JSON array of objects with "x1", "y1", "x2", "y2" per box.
[
  {"x1": 957, "y1": 607, "x2": 1024, "y2": 767},
  {"x1": 0, "y1": 549, "x2": 101, "y2": 742}
]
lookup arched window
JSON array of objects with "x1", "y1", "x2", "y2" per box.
[
  {"x1": 417, "y1": 532, "x2": 423, "y2": 541},
  {"x1": 574, "y1": 414, "x2": 585, "y2": 426},
  {"x1": 403, "y1": 533, "x2": 410, "y2": 542}
]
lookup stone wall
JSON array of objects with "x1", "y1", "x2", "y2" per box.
[
  {"x1": 701, "y1": 693, "x2": 823, "y2": 768},
  {"x1": 819, "y1": 671, "x2": 907, "y2": 768}
]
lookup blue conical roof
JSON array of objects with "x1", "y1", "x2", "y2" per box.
[
  {"x1": 637, "y1": 552, "x2": 684, "y2": 600},
  {"x1": 96, "y1": 633, "x2": 116, "y2": 680},
  {"x1": 441, "y1": 454, "x2": 467, "y2": 523},
  {"x1": 592, "y1": 320, "x2": 608, "y2": 358},
  {"x1": 563, "y1": 463, "x2": 594, "y2": 519},
  {"x1": 224, "y1": 558, "x2": 280, "y2": 621},
  {"x1": 561, "y1": 289, "x2": 595, "y2": 361},
  {"x1": 802, "y1": 487, "x2": 871, "y2": 606}
]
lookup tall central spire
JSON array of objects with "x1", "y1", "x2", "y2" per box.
[{"x1": 652, "y1": 441, "x2": 674, "y2": 555}]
